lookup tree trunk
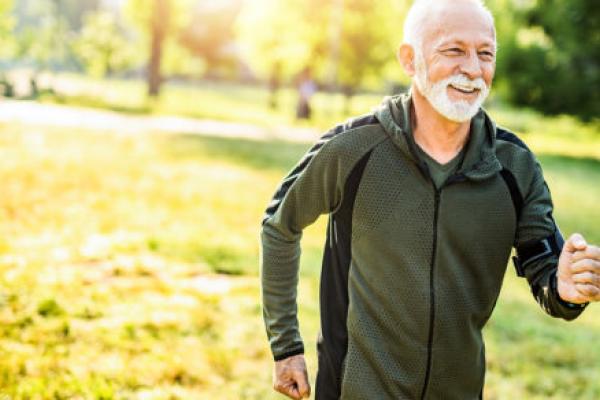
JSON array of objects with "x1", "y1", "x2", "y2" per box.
[
  {"x1": 148, "y1": 0, "x2": 169, "y2": 97},
  {"x1": 343, "y1": 85, "x2": 354, "y2": 115}
]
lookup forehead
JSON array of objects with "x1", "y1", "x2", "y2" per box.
[{"x1": 423, "y1": 3, "x2": 496, "y2": 49}]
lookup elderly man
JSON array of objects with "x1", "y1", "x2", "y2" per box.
[{"x1": 259, "y1": 0, "x2": 599, "y2": 399}]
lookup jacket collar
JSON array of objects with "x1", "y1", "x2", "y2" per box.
[{"x1": 374, "y1": 90, "x2": 503, "y2": 182}]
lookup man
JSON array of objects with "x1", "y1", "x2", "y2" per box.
[{"x1": 259, "y1": 0, "x2": 600, "y2": 399}]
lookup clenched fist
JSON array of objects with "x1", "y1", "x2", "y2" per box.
[
  {"x1": 273, "y1": 354, "x2": 311, "y2": 399},
  {"x1": 557, "y1": 233, "x2": 600, "y2": 303}
]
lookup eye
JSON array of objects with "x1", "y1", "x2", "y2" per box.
[
  {"x1": 478, "y1": 51, "x2": 495, "y2": 59},
  {"x1": 443, "y1": 48, "x2": 464, "y2": 55}
]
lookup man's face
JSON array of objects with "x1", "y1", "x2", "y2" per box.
[{"x1": 412, "y1": 3, "x2": 496, "y2": 122}]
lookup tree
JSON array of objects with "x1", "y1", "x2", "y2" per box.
[
  {"x1": 57, "y1": 0, "x2": 100, "y2": 30},
  {"x1": 14, "y1": 0, "x2": 70, "y2": 71},
  {"x1": 179, "y1": 1, "x2": 242, "y2": 79},
  {"x1": 9, "y1": 0, "x2": 75, "y2": 97},
  {"x1": 147, "y1": 0, "x2": 168, "y2": 96},
  {"x1": 236, "y1": 0, "x2": 323, "y2": 81},
  {"x1": 335, "y1": 0, "x2": 405, "y2": 110},
  {"x1": 123, "y1": 0, "x2": 195, "y2": 97},
  {"x1": 73, "y1": 10, "x2": 133, "y2": 78},
  {"x1": 0, "y1": 0, "x2": 16, "y2": 96},
  {"x1": 0, "y1": 0, "x2": 16, "y2": 59},
  {"x1": 236, "y1": 0, "x2": 407, "y2": 110},
  {"x1": 490, "y1": 0, "x2": 599, "y2": 120}
]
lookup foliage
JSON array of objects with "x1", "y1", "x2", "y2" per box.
[
  {"x1": 179, "y1": 1, "x2": 242, "y2": 78},
  {"x1": 13, "y1": 0, "x2": 71, "y2": 71},
  {"x1": 336, "y1": 0, "x2": 404, "y2": 92},
  {"x1": 56, "y1": 0, "x2": 101, "y2": 30},
  {"x1": 235, "y1": 0, "x2": 408, "y2": 91},
  {"x1": 14, "y1": 0, "x2": 99, "y2": 31},
  {"x1": 73, "y1": 10, "x2": 134, "y2": 78},
  {"x1": 0, "y1": 0, "x2": 16, "y2": 59},
  {"x1": 235, "y1": 0, "x2": 323, "y2": 81},
  {"x1": 490, "y1": 0, "x2": 599, "y2": 120},
  {"x1": 123, "y1": 0, "x2": 198, "y2": 76}
]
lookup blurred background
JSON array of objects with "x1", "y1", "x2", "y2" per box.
[{"x1": 0, "y1": 0, "x2": 598, "y2": 398}]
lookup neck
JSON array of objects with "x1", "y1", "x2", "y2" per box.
[{"x1": 410, "y1": 85, "x2": 472, "y2": 164}]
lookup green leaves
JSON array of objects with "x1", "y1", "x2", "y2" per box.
[
  {"x1": 73, "y1": 10, "x2": 134, "y2": 78},
  {"x1": 490, "y1": 0, "x2": 599, "y2": 120}
]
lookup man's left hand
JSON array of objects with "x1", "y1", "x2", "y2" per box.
[{"x1": 557, "y1": 233, "x2": 600, "y2": 303}]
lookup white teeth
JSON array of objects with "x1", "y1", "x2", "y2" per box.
[{"x1": 450, "y1": 84, "x2": 477, "y2": 93}]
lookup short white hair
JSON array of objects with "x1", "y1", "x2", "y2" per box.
[{"x1": 403, "y1": 0, "x2": 496, "y2": 52}]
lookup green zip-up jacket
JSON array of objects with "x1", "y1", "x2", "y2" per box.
[{"x1": 259, "y1": 92, "x2": 588, "y2": 399}]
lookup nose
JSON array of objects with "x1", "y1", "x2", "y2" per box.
[{"x1": 459, "y1": 52, "x2": 483, "y2": 80}]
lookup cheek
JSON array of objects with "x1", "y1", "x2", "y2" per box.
[
  {"x1": 428, "y1": 60, "x2": 461, "y2": 81},
  {"x1": 483, "y1": 66, "x2": 495, "y2": 86}
]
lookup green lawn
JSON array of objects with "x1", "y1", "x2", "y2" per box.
[
  {"x1": 0, "y1": 82, "x2": 599, "y2": 398},
  {"x1": 41, "y1": 73, "x2": 383, "y2": 131}
]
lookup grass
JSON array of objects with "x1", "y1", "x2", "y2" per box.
[
  {"x1": 0, "y1": 79, "x2": 599, "y2": 398},
  {"x1": 40, "y1": 73, "x2": 390, "y2": 131}
]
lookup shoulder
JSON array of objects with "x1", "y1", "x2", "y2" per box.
[
  {"x1": 309, "y1": 112, "x2": 387, "y2": 162},
  {"x1": 286, "y1": 113, "x2": 385, "y2": 184},
  {"x1": 494, "y1": 125, "x2": 545, "y2": 195},
  {"x1": 332, "y1": 113, "x2": 380, "y2": 135},
  {"x1": 495, "y1": 125, "x2": 538, "y2": 165},
  {"x1": 320, "y1": 113, "x2": 387, "y2": 152},
  {"x1": 495, "y1": 126, "x2": 532, "y2": 154}
]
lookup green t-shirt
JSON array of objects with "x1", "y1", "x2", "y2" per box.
[
  {"x1": 414, "y1": 141, "x2": 466, "y2": 189},
  {"x1": 403, "y1": 102, "x2": 481, "y2": 190}
]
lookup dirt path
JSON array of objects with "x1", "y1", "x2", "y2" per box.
[{"x1": 0, "y1": 99, "x2": 319, "y2": 143}]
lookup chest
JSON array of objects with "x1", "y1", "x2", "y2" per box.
[{"x1": 350, "y1": 143, "x2": 516, "y2": 264}]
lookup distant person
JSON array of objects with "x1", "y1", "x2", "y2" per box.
[
  {"x1": 295, "y1": 67, "x2": 317, "y2": 120},
  {"x1": 269, "y1": 63, "x2": 282, "y2": 109},
  {"x1": 260, "y1": 0, "x2": 599, "y2": 399},
  {"x1": 29, "y1": 77, "x2": 39, "y2": 98}
]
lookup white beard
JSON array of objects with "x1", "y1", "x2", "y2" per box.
[{"x1": 413, "y1": 50, "x2": 490, "y2": 123}]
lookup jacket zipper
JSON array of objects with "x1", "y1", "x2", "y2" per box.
[
  {"x1": 418, "y1": 171, "x2": 465, "y2": 399},
  {"x1": 420, "y1": 185, "x2": 441, "y2": 400}
]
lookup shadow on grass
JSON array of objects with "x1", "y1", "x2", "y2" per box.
[
  {"x1": 41, "y1": 93, "x2": 151, "y2": 115},
  {"x1": 163, "y1": 132, "x2": 600, "y2": 175},
  {"x1": 163, "y1": 133, "x2": 312, "y2": 173}
]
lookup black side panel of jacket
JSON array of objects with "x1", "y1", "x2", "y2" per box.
[
  {"x1": 315, "y1": 150, "x2": 373, "y2": 400},
  {"x1": 260, "y1": 113, "x2": 384, "y2": 361}
]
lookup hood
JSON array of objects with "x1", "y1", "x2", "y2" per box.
[{"x1": 374, "y1": 91, "x2": 503, "y2": 182}]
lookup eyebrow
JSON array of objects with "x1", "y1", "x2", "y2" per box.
[{"x1": 435, "y1": 39, "x2": 496, "y2": 51}]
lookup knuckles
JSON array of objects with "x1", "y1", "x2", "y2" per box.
[
  {"x1": 572, "y1": 258, "x2": 599, "y2": 273},
  {"x1": 580, "y1": 285, "x2": 598, "y2": 296}
]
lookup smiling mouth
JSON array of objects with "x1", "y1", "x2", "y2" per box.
[{"x1": 449, "y1": 85, "x2": 480, "y2": 94}]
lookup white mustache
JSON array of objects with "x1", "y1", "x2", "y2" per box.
[{"x1": 445, "y1": 74, "x2": 487, "y2": 91}]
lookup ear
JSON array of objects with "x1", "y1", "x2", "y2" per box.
[{"x1": 397, "y1": 44, "x2": 416, "y2": 77}]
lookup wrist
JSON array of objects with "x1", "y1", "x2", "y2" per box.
[
  {"x1": 273, "y1": 345, "x2": 305, "y2": 362},
  {"x1": 554, "y1": 272, "x2": 588, "y2": 309}
]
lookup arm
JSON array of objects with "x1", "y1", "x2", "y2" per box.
[
  {"x1": 512, "y1": 160, "x2": 589, "y2": 320},
  {"x1": 260, "y1": 131, "x2": 347, "y2": 400},
  {"x1": 261, "y1": 119, "x2": 383, "y2": 399},
  {"x1": 260, "y1": 129, "x2": 346, "y2": 360}
]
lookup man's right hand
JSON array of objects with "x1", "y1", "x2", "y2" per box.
[{"x1": 273, "y1": 354, "x2": 311, "y2": 399}]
